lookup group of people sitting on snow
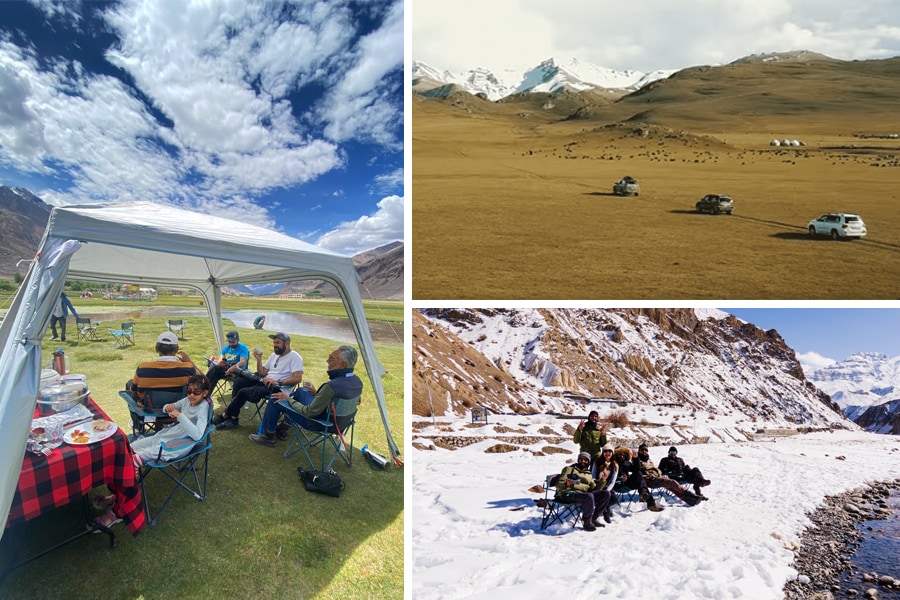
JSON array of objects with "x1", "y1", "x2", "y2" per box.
[{"x1": 555, "y1": 410, "x2": 711, "y2": 532}]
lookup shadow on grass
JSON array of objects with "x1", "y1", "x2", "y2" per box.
[
  {"x1": 669, "y1": 209, "x2": 702, "y2": 215},
  {"x1": 772, "y1": 232, "x2": 834, "y2": 241},
  {"x1": 583, "y1": 192, "x2": 620, "y2": 197}
]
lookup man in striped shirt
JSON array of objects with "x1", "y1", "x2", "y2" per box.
[{"x1": 129, "y1": 331, "x2": 201, "y2": 408}]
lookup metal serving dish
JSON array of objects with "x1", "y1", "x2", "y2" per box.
[{"x1": 37, "y1": 382, "x2": 91, "y2": 414}]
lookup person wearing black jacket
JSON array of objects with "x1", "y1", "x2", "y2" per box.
[
  {"x1": 658, "y1": 446, "x2": 711, "y2": 498},
  {"x1": 614, "y1": 446, "x2": 663, "y2": 512},
  {"x1": 556, "y1": 452, "x2": 616, "y2": 531}
]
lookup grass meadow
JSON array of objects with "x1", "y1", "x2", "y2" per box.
[{"x1": 0, "y1": 297, "x2": 403, "y2": 599}]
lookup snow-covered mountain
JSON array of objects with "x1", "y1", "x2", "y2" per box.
[
  {"x1": 808, "y1": 352, "x2": 900, "y2": 432},
  {"x1": 413, "y1": 308, "x2": 850, "y2": 437},
  {"x1": 412, "y1": 58, "x2": 675, "y2": 101}
]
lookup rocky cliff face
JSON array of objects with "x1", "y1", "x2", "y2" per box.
[
  {"x1": 0, "y1": 186, "x2": 51, "y2": 279},
  {"x1": 413, "y1": 308, "x2": 848, "y2": 430}
]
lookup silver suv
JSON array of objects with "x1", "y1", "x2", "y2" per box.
[
  {"x1": 807, "y1": 213, "x2": 867, "y2": 240},
  {"x1": 612, "y1": 176, "x2": 639, "y2": 196},
  {"x1": 695, "y1": 194, "x2": 734, "y2": 215}
]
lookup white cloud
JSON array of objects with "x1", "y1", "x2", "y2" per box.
[
  {"x1": 315, "y1": 194, "x2": 403, "y2": 254},
  {"x1": 372, "y1": 167, "x2": 403, "y2": 193},
  {"x1": 415, "y1": 0, "x2": 900, "y2": 73},
  {"x1": 796, "y1": 351, "x2": 836, "y2": 377}
]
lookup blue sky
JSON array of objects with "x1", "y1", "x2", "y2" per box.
[
  {"x1": 0, "y1": 0, "x2": 403, "y2": 255},
  {"x1": 723, "y1": 308, "x2": 900, "y2": 368}
]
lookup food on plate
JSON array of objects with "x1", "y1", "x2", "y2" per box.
[
  {"x1": 31, "y1": 427, "x2": 45, "y2": 435},
  {"x1": 71, "y1": 429, "x2": 91, "y2": 443},
  {"x1": 92, "y1": 419, "x2": 112, "y2": 432}
]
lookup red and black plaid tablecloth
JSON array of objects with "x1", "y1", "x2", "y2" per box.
[{"x1": 7, "y1": 399, "x2": 147, "y2": 535}]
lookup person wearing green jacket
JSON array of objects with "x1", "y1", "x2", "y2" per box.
[
  {"x1": 556, "y1": 452, "x2": 614, "y2": 532},
  {"x1": 573, "y1": 410, "x2": 607, "y2": 459}
]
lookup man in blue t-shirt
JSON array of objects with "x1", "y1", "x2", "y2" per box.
[{"x1": 205, "y1": 330, "x2": 250, "y2": 391}]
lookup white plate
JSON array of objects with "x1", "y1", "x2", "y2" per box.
[{"x1": 63, "y1": 422, "x2": 117, "y2": 445}]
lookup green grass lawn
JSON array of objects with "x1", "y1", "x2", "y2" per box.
[{"x1": 0, "y1": 312, "x2": 404, "y2": 599}]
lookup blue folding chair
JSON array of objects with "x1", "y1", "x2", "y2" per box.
[
  {"x1": 108, "y1": 321, "x2": 134, "y2": 348},
  {"x1": 137, "y1": 399, "x2": 214, "y2": 526},
  {"x1": 281, "y1": 396, "x2": 359, "y2": 470}
]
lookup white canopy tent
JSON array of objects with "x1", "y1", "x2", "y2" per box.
[{"x1": 0, "y1": 202, "x2": 400, "y2": 535}]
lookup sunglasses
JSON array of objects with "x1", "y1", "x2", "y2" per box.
[{"x1": 187, "y1": 388, "x2": 205, "y2": 396}]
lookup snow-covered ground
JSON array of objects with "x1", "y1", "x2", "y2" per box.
[{"x1": 412, "y1": 416, "x2": 900, "y2": 599}]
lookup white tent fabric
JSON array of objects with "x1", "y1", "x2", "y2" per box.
[{"x1": 0, "y1": 202, "x2": 399, "y2": 535}]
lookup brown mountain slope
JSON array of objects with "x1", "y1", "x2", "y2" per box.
[{"x1": 0, "y1": 187, "x2": 51, "y2": 279}]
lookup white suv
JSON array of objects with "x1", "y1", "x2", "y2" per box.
[{"x1": 807, "y1": 213, "x2": 867, "y2": 240}]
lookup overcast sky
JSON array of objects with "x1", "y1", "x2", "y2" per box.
[
  {"x1": 0, "y1": 0, "x2": 403, "y2": 255},
  {"x1": 723, "y1": 308, "x2": 900, "y2": 371},
  {"x1": 413, "y1": 0, "x2": 900, "y2": 74}
]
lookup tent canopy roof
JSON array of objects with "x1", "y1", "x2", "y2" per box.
[{"x1": 51, "y1": 202, "x2": 358, "y2": 289}]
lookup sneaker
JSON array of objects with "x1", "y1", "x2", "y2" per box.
[
  {"x1": 683, "y1": 493, "x2": 701, "y2": 507},
  {"x1": 591, "y1": 517, "x2": 606, "y2": 528},
  {"x1": 215, "y1": 417, "x2": 239, "y2": 430},
  {"x1": 211, "y1": 413, "x2": 227, "y2": 425},
  {"x1": 699, "y1": 478, "x2": 711, "y2": 487},
  {"x1": 648, "y1": 504, "x2": 664, "y2": 512},
  {"x1": 583, "y1": 521, "x2": 597, "y2": 532},
  {"x1": 603, "y1": 509, "x2": 612, "y2": 524},
  {"x1": 248, "y1": 433, "x2": 276, "y2": 447}
]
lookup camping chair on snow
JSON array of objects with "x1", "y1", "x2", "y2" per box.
[
  {"x1": 281, "y1": 395, "x2": 358, "y2": 470},
  {"x1": 119, "y1": 388, "x2": 185, "y2": 436},
  {"x1": 76, "y1": 317, "x2": 101, "y2": 342},
  {"x1": 137, "y1": 398, "x2": 214, "y2": 526},
  {"x1": 166, "y1": 319, "x2": 186, "y2": 340},
  {"x1": 537, "y1": 473, "x2": 581, "y2": 530},
  {"x1": 108, "y1": 321, "x2": 134, "y2": 348}
]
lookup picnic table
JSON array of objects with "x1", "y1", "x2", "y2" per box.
[{"x1": 3, "y1": 398, "x2": 146, "y2": 578}]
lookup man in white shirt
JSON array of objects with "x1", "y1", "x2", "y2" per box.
[{"x1": 212, "y1": 332, "x2": 303, "y2": 430}]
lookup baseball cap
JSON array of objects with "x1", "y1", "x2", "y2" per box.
[
  {"x1": 157, "y1": 332, "x2": 179, "y2": 344},
  {"x1": 268, "y1": 332, "x2": 290, "y2": 342},
  {"x1": 226, "y1": 330, "x2": 239, "y2": 341}
]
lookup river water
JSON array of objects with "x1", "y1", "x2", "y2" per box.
[
  {"x1": 838, "y1": 489, "x2": 900, "y2": 598},
  {"x1": 79, "y1": 307, "x2": 403, "y2": 346}
]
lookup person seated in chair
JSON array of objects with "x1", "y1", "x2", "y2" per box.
[
  {"x1": 127, "y1": 331, "x2": 200, "y2": 405},
  {"x1": 556, "y1": 452, "x2": 615, "y2": 532},
  {"x1": 614, "y1": 446, "x2": 664, "y2": 512},
  {"x1": 126, "y1": 331, "x2": 201, "y2": 430},
  {"x1": 131, "y1": 374, "x2": 212, "y2": 466},
  {"x1": 591, "y1": 443, "x2": 619, "y2": 524},
  {"x1": 212, "y1": 332, "x2": 303, "y2": 430},
  {"x1": 249, "y1": 345, "x2": 362, "y2": 447},
  {"x1": 636, "y1": 444, "x2": 703, "y2": 506},
  {"x1": 205, "y1": 330, "x2": 249, "y2": 391},
  {"x1": 658, "y1": 445, "x2": 711, "y2": 499}
]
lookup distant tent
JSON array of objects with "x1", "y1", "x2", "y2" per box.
[
  {"x1": 0, "y1": 202, "x2": 401, "y2": 536},
  {"x1": 770, "y1": 139, "x2": 781, "y2": 146}
]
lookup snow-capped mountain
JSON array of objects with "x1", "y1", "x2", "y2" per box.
[
  {"x1": 808, "y1": 352, "x2": 900, "y2": 431},
  {"x1": 413, "y1": 308, "x2": 849, "y2": 435},
  {"x1": 412, "y1": 58, "x2": 675, "y2": 101}
]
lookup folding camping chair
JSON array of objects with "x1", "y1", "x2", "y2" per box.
[
  {"x1": 166, "y1": 319, "x2": 186, "y2": 340},
  {"x1": 537, "y1": 473, "x2": 581, "y2": 530},
  {"x1": 108, "y1": 322, "x2": 134, "y2": 348},
  {"x1": 281, "y1": 395, "x2": 358, "y2": 470},
  {"x1": 76, "y1": 317, "x2": 101, "y2": 342},
  {"x1": 137, "y1": 398, "x2": 214, "y2": 526},
  {"x1": 119, "y1": 388, "x2": 184, "y2": 436},
  {"x1": 614, "y1": 477, "x2": 640, "y2": 509}
]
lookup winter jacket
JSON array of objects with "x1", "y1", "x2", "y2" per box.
[
  {"x1": 638, "y1": 456, "x2": 663, "y2": 478},
  {"x1": 556, "y1": 464, "x2": 595, "y2": 494},
  {"x1": 658, "y1": 456, "x2": 686, "y2": 479},
  {"x1": 573, "y1": 423, "x2": 607, "y2": 458}
]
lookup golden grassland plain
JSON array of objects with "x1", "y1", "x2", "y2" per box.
[{"x1": 412, "y1": 62, "x2": 900, "y2": 299}]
